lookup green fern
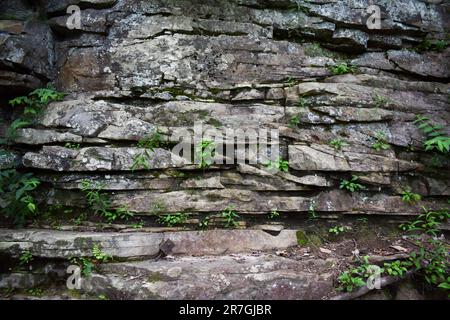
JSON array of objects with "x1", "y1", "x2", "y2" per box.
[{"x1": 414, "y1": 115, "x2": 450, "y2": 153}]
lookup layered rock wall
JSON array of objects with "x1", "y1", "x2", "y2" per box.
[{"x1": 1, "y1": 0, "x2": 449, "y2": 225}]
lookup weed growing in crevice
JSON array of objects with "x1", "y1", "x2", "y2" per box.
[
  {"x1": 339, "y1": 175, "x2": 365, "y2": 192},
  {"x1": 289, "y1": 97, "x2": 310, "y2": 128},
  {"x1": 19, "y1": 250, "x2": 34, "y2": 266},
  {"x1": 80, "y1": 179, "x2": 134, "y2": 223},
  {"x1": 269, "y1": 210, "x2": 280, "y2": 219},
  {"x1": 222, "y1": 206, "x2": 240, "y2": 228},
  {"x1": 265, "y1": 158, "x2": 289, "y2": 173},
  {"x1": 92, "y1": 244, "x2": 112, "y2": 263},
  {"x1": 329, "y1": 138, "x2": 348, "y2": 150},
  {"x1": 372, "y1": 94, "x2": 389, "y2": 108},
  {"x1": 196, "y1": 139, "x2": 216, "y2": 169},
  {"x1": 198, "y1": 216, "x2": 210, "y2": 229},
  {"x1": 131, "y1": 132, "x2": 166, "y2": 171},
  {"x1": 64, "y1": 142, "x2": 81, "y2": 150},
  {"x1": 69, "y1": 244, "x2": 113, "y2": 277},
  {"x1": 401, "y1": 190, "x2": 421, "y2": 204},
  {"x1": 158, "y1": 212, "x2": 187, "y2": 227},
  {"x1": 329, "y1": 62, "x2": 356, "y2": 75},
  {"x1": 372, "y1": 131, "x2": 390, "y2": 151}
]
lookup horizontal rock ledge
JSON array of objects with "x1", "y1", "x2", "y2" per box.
[{"x1": 0, "y1": 229, "x2": 299, "y2": 259}]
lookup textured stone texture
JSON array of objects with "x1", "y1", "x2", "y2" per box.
[
  {"x1": 0, "y1": 229, "x2": 298, "y2": 258},
  {"x1": 0, "y1": 0, "x2": 447, "y2": 219},
  {"x1": 0, "y1": 0, "x2": 449, "y2": 300}
]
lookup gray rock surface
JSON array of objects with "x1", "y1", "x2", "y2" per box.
[{"x1": 0, "y1": 229, "x2": 298, "y2": 258}]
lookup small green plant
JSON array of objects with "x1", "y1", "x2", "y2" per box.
[
  {"x1": 416, "y1": 39, "x2": 448, "y2": 52},
  {"x1": 9, "y1": 85, "x2": 65, "y2": 116},
  {"x1": 337, "y1": 270, "x2": 366, "y2": 292},
  {"x1": 149, "y1": 201, "x2": 166, "y2": 216},
  {"x1": 5, "y1": 85, "x2": 65, "y2": 144},
  {"x1": 196, "y1": 139, "x2": 216, "y2": 169},
  {"x1": 114, "y1": 206, "x2": 134, "y2": 221},
  {"x1": 265, "y1": 158, "x2": 289, "y2": 172},
  {"x1": 80, "y1": 180, "x2": 133, "y2": 223},
  {"x1": 329, "y1": 138, "x2": 349, "y2": 150},
  {"x1": 158, "y1": 213, "x2": 187, "y2": 227},
  {"x1": 137, "y1": 132, "x2": 165, "y2": 150},
  {"x1": 131, "y1": 132, "x2": 165, "y2": 171},
  {"x1": 98, "y1": 294, "x2": 108, "y2": 300},
  {"x1": 289, "y1": 115, "x2": 301, "y2": 128},
  {"x1": 222, "y1": 206, "x2": 240, "y2": 228},
  {"x1": 288, "y1": 89, "x2": 310, "y2": 128},
  {"x1": 373, "y1": 94, "x2": 389, "y2": 108},
  {"x1": 383, "y1": 260, "x2": 408, "y2": 277},
  {"x1": 198, "y1": 216, "x2": 210, "y2": 229},
  {"x1": 329, "y1": 62, "x2": 356, "y2": 75},
  {"x1": 26, "y1": 288, "x2": 44, "y2": 297},
  {"x1": 413, "y1": 115, "x2": 450, "y2": 154},
  {"x1": 131, "y1": 153, "x2": 150, "y2": 171},
  {"x1": 296, "y1": 97, "x2": 310, "y2": 108},
  {"x1": 399, "y1": 207, "x2": 449, "y2": 236},
  {"x1": 407, "y1": 239, "x2": 449, "y2": 289},
  {"x1": 269, "y1": 210, "x2": 280, "y2": 219},
  {"x1": 0, "y1": 169, "x2": 40, "y2": 226},
  {"x1": 339, "y1": 175, "x2": 364, "y2": 192},
  {"x1": 401, "y1": 190, "x2": 422, "y2": 204},
  {"x1": 92, "y1": 244, "x2": 112, "y2": 263},
  {"x1": 70, "y1": 257, "x2": 94, "y2": 277},
  {"x1": 131, "y1": 220, "x2": 144, "y2": 229},
  {"x1": 19, "y1": 250, "x2": 34, "y2": 266},
  {"x1": 372, "y1": 131, "x2": 390, "y2": 151},
  {"x1": 337, "y1": 256, "x2": 381, "y2": 292},
  {"x1": 64, "y1": 142, "x2": 81, "y2": 149},
  {"x1": 72, "y1": 212, "x2": 87, "y2": 226},
  {"x1": 284, "y1": 77, "x2": 297, "y2": 87},
  {"x1": 329, "y1": 225, "x2": 350, "y2": 235}
]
